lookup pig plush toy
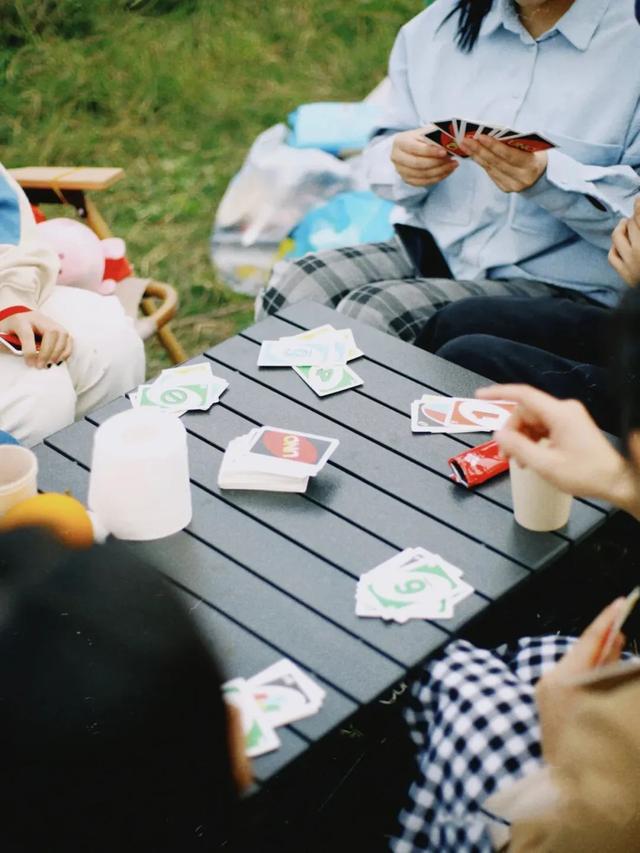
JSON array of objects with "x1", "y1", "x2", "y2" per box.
[{"x1": 37, "y1": 218, "x2": 131, "y2": 296}]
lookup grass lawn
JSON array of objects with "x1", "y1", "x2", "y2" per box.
[{"x1": 2, "y1": 0, "x2": 422, "y2": 375}]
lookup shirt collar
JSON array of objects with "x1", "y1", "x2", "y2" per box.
[{"x1": 479, "y1": 0, "x2": 611, "y2": 51}]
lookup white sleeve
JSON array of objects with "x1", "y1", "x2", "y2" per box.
[
  {"x1": 0, "y1": 164, "x2": 58, "y2": 313},
  {"x1": 362, "y1": 27, "x2": 431, "y2": 204}
]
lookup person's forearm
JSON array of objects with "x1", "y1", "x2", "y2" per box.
[{"x1": 521, "y1": 151, "x2": 640, "y2": 251}]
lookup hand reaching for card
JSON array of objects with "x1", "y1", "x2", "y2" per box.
[
  {"x1": 391, "y1": 129, "x2": 458, "y2": 187},
  {"x1": 535, "y1": 598, "x2": 626, "y2": 764},
  {"x1": 476, "y1": 384, "x2": 640, "y2": 518},
  {"x1": 609, "y1": 197, "x2": 640, "y2": 287},
  {"x1": 460, "y1": 134, "x2": 547, "y2": 193}
]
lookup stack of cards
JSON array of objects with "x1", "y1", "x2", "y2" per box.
[
  {"x1": 424, "y1": 117, "x2": 556, "y2": 157},
  {"x1": 129, "y1": 362, "x2": 228, "y2": 417},
  {"x1": 218, "y1": 425, "x2": 339, "y2": 492},
  {"x1": 222, "y1": 659, "x2": 326, "y2": 758},
  {"x1": 258, "y1": 324, "x2": 364, "y2": 397},
  {"x1": 356, "y1": 547, "x2": 474, "y2": 623},
  {"x1": 411, "y1": 394, "x2": 516, "y2": 434}
]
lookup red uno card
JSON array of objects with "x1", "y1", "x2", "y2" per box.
[{"x1": 502, "y1": 133, "x2": 556, "y2": 153}]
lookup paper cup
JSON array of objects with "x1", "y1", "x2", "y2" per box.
[
  {"x1": 510, "y1": 446, "x2": 572, "y2": 532},
  {"x1": 88, "y1": 408, "x2": 192, "y2": 540},
  {"x1": 0, "y1": 446, "x2": 38, "y2": 516}
]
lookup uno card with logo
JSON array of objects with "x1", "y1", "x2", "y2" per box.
[
  {"x1": 247, "y1": 659, "x2": 325, "y2": 728},
  {"x1": 245, "y1": 426, "x2": 339, "y2": 476}
]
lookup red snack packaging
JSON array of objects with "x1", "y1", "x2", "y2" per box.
[{"x1": 448, "y1": 439, "x2": 508, "y2": 488}]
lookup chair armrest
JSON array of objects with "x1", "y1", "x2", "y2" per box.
[{"x1": 9, "y1": 166, "x2": 124, "y2": 192}]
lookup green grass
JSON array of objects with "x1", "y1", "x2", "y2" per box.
[{"x1": 2, "y1": 0, "x2": 422, "y2": 375}]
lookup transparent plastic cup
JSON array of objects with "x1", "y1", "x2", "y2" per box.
[{"x1": 0, "y1": 446, "x2": 38, "y2": 517}]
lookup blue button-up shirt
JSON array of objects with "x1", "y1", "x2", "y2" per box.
[{"x1": 364, "y1": 0, "x2": 640, "y2": 305}]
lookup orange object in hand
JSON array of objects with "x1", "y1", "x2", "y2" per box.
[{"x1": 0, "y1": 492, "x2": 94, "y2": 549}]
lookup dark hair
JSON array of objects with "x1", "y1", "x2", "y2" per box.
[
  {"x1": 610, "y1": 287, "x2": 640, "y2": 456},
  {"x1": 0, "y1": 529, "x2": 238, "y2": 852},
  {"x1": 446, "y1": 0, "x2": 494, "y2": 52}
]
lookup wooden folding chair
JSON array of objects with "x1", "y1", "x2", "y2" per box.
[{"x1": 10, "y1": 166, "x2": 187, "y2": 364}]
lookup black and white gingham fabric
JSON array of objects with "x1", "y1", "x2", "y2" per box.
[
  {"x1": 392, "y1": 635, "x2": 575, "y2": 853},
  {"x1": 255, "y1": 237, "x2": 563, "y2": 343}
]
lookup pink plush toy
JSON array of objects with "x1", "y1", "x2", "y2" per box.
[{"x1": 37, "y1": 218, "x2": 131, "y2": 296}]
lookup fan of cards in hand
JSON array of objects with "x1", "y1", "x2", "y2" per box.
[
  {"x1": 424, "y1": 117, "x2": 556, "y2": 157},
  {"x1": 411, "y1": 393, "x2": 517, "y2": 433},
  {"x1": 129, "y1": 362, "x2": 228, "y2": 417},
  {"x1": 218, "y1": 425, "x2": 339, "y2": 492},
  {"x1": 356, "y1": 547, "x2": 474, "y2": 623},
  {"x1": 223, "y1": 659, "x2": 326, "y2": 758},
  {"x1": 258, "y1": 324, "x2": 364, "y2": 397}
]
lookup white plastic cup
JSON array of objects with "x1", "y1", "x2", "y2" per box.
[
  {"x1": 88, "y1": 408, "x2": 192, "y2": 540},
  {"x1": 0, "y1": 446, "x2": 38, "y2": 516},
  {"x1": 510, "y1": 445, "x2": 573, "y2": 532}
]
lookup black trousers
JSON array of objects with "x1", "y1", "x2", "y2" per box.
[{"x1": 416, "y1": 294, "x2": 617, "y2": 432}]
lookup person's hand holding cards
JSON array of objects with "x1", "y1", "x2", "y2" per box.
[
  {"x1": 391, "y1": 128, "x2": 458, "y2": 188},
  {"x1": 460, "y1": 133, "x2": 548, "y2": 193},
  {"x1": 609, "y1": 196, "x2": 640, "y2": 287},
  {"x1": 0, "y1": 309, "x2": 72, "y2": 368}
]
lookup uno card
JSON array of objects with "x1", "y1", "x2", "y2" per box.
[
  {"x1": 446, "y1": 398, "x2": 516, "y2": 430},
  {"x1": 258, "y1": 337, "x2": 348, "y2": 367},
  {"x1": 412, "y1": 395, "x2": 515, "y2": 433},
  {"x1": 222, "y1": 677, "x2": 281, "y2": 758},
  {"x1": 501, "y1": 132, "x2": 555, "y2": 153},
  {"x1": 293, "y1": 364, "x2": 363, "y2": 396},
  {"x1": 0, "y1": 331, "x2": 42, "y2": 355},
  {"x1": 138, "y1": 381, "x2": 210, "y2": 412},
  {"x1": 244, "y1": 426, "x2": 339, "y2": 476},
  {"x1": 279, "y1": 325, "x2": 363, "y2": 362},
  {"x1": 423, "y1": 124, "x2": 458, "y2": 156},
  {"x1": 247, "y1": 659, "x2": 325, "y2": 727},
  {"x1": 359, "y1": 551, "x2": 471, "y2": 622}
]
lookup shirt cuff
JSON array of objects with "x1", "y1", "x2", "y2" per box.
[{"x1": 523, "y1": 150, "x2": 640, "y2": 217}]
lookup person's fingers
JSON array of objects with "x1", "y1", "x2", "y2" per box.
[
  {"x1": 612, "y1": 219, "x2": 633, "y2": 265},
  {"x1": 634, "y1": 195, "x2": 640, "y2": 222},
  {"x1": 402, "y1": 135, "x2": 451, "y2": 159},
  {"x1": 49, "y1": 331, "x2": 70, "y2": 365},
  {"x1": 398, "y1": 161, "x2": 457, "y2": 180},
  {"x1": 608, "y1": 244, "x2": 626, "y2": 277},
  {"x1": 393, "y1": 148, "x2": 452, "y2": 171},
  {"x1": 14, "y1": 319, "x2": 38, "y2": 367},
  {"x1": 399, "y1": 163, "x2": 458, "y2": 186},
  {"x1": 570, "y1": 598, "x2": 627, "y2": 670},
  {"x1": 492, "y1": 426, "x2": 557, "y2": 473},
  {"x1": 477, "y1": 384, "x2": 569, "y2": 431},
  {"x1": 58, "y1": 335, "x2": 74, "y2": 364},
  {"x1": 36, "y1": 329, "x2": 58, "y2": 368},
  {"x1": 600, "y1": 631, "x2": 626, "y2": 667},
  {"x1": 475, "y1": 134, "x2": 534, "y2": 165},
  {"x1": 627, "y1": 210, "x2": 640, "y2": 245}
]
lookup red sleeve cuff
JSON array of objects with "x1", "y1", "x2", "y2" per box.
[{"x1": 0, "y1": 305, "x2": 31, "y2": 323}]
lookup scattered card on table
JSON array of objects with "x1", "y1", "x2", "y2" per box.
[
  {"x1": 411, "y1": 394, "x2": 516, "y2": 433},
  {"x1": 247, "y1": 659, "x2": 326, "y2": 728},
  {"x1": 293, "y1": 364, "x2": 363, "y2": 397},
  {"x1": 356, "y1": 547, "x2": 474, "y2": 623},
  {"x1": 222, "y1": 677, "x2": 281, "y2": 758}
]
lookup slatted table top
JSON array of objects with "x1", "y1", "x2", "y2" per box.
[{"x1": 33, "y1": 301, "x2": 611, "y2": 786}]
